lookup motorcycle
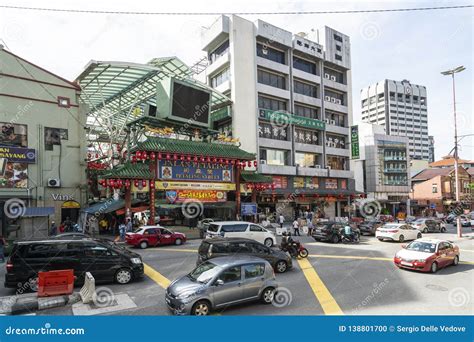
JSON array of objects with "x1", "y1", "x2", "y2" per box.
[
  {"x1": 280, "y1": 234, "x2": 309, "y2": 258},
  {"x1": 340, "y1": 232, "x2": 360, "y2": 244}
]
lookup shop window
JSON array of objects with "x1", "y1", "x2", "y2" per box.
[
  {"x1": 295, "y1": 152, "x2": 318, "y2": 168},
  {"x1": 259, "y1": 148, "x2": 288, "y2": 166}
]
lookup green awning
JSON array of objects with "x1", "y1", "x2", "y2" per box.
[
  {"x1": 240, "y1": 171, "x2": 273, "y2": 183},
  {"x1": 133, "y1": 137, "x2": 255, "y2": 160},
  {"x1": 102, "y1": 163, "x2": 153, "y2": 179}
]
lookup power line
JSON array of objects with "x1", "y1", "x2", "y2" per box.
[{"x1": 0, "y1": 4, "x2": 472, "y2": 16}]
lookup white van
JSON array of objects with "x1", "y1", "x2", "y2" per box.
[{"x1": 206, "y1": 221, "x2": 277, "y2": 247}]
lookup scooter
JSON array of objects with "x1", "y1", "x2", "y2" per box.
[
  {"x1": 340, "y1": 232, "x2": 360, "y2": 244},
  {"x1": 280, "y1": 234, "x2": 309, "y2": 258}
]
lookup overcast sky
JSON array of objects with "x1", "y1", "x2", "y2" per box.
[{"x1": 1, "y1": 0, "x2": 472, "y2": 160}]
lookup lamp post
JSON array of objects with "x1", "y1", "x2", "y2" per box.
[{"x1": 441, "y1": 65, "x2": 465, "y2": 238}]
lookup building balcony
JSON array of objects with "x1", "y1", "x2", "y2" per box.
[
  {"x1": 324, "y1": 100, "x2": 348, "y2": 114},
  {"x1": 201, "y1": 15, "x2": 230, "y2": 51},
  {"x1": 322, "y1": 77, "x2": 348, "y2": 92},
  {"x1": 292, "y1": 68, "x2": 321, "y2": 85},
  {"x1": 384, "y1": 155, "x2": 407, "y2": 161},
  {"x1": 325, "y1": 146, "x2": 350, "y2": 157},
  {"x1": 258, "y1": 137, "x2": 292, "y2": 150},
  {"x1": 384, "y1": 180, "x2": 409, "y2": 186},
  {"x1": 256, "y1": 83, "x2": 290, "y2": 100},
  {"x1": 214, "y1": 79, "x2": 231, "y2": 94},
  {"x1": 293, "y1": 93, "x2": 321, "y2": 107},
  {"x1": 384, "y1": 168, "x2": 408, "y2": 173},
  {"x1": 206, "y1": 51, "x2": 230, "y2": 76},
  {"x1": 328, "y1": 169, "x2": 354, "y2": 179},
  {"x1": 294, "y1": 142, "x2": 323, "y2": 154},
  {"x1": 259, "y1": 164, "x2": 296, "y2": 176},
  {"x1": 296, "y1": 166, "x2": 328, "y2": 177},
  {"x1": 325, "y1": 123, "x2": 349, "y2": 135}
]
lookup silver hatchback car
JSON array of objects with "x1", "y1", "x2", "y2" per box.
[{"x1": 165, "y1": 256, "x2": 278, "y2": 315}]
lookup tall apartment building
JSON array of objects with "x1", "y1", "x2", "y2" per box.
[
  {"x1": 198, "y1": 15, "x2": 355, "y2": 218},
  {"x1": 360, "y1": 79, "x2": 430, "y2": 161}
]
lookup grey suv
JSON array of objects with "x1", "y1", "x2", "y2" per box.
[{"x1": 165, "y1": 256, "x2": 278, "y2": 315}]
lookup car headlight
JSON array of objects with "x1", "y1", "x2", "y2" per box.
[
  {"x1": 130, "y1": 258, "x2": 142, "y2": 264},
  {"x1": 415, "y1": 259, "x2": 426, "y2": 263}
]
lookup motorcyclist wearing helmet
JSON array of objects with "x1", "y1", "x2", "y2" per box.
[{"x1": 343, "y1": 224, "x2": 353, "y2": 241}]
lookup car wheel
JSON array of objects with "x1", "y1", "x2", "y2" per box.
[
  {"x1": 332, "y1": 235, "x2": 340, "y2": 244},
  {"x1": 441, "y1": 227, "x2": 446, "y2": 233},
  {"x1": 430, "y1": 262, "x2": 438, "y2": 273},
  {"x1": 139, "y1": 241, "x2": 148, "y2": 249},
  {"x1": 452, "y1": 255, "x2": 459, "y2": 266},
  {"x1": 24, "y1": 276, "x2": 39, "y2": 292},
  {"x1": 399, "y1": 235, "x2": 405, "y2": 243},
  {"x1": 264, "y1": 238, "x2": 273, "y2": 247},
  {"x1": 191, "y1": 300, "x2": 210, "y2": 316},
  {"x1": 423, "y1": 228, "x2": 428, "y2": 233},
  {"x1": 275, "y1": 260, "x2": 288, "y2": 273},
  {"x1": 377, "y1": 238, "x2": 383, "y2": 241},
  {"x1": 115, "y1": 268, "x2": 133, "y2": 284},
  {"x1": 175, "y1": 238, "x2": 182, "y2": 246},
  {"x1": 261, "y1": 287, "x2": 276, "y2": 304},
  {"x1": 417, "y1": 232, "x2": 422, "y2": 239}
]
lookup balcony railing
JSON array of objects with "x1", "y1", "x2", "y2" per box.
[
  {"x1": 384, "y1": 155, "x2": 407, "y2": 161},
  {"x1": 384, "y1": 168, "x2": 408, "y2": 173}
]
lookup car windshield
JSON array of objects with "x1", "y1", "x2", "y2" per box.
[
  {"x1": 413, "y1": 219, "x2": 425, "y2": 224},
  {"x1": 383, "y1": 224, "x2": 400, "y2": 229},
  {"x1": 132, "y1": 228, "x2": 144, "y2": 234},
  {"x1": 406, "y1": 241, "x2": 436, "y2": 253},
  {"x1": 207, "y1": 224, "x2": 219, "y2": 232},
  {"x1": 188, "y1": 261, "x2": 222, "y2": 284}
]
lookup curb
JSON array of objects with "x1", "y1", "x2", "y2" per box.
[{"x1": 7, "y1": 292, "x2": 81, "y2": 315}]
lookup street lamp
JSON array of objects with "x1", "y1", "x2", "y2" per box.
[{"x1": 441, "y1": 65, "x2": 466, "y2": 238}]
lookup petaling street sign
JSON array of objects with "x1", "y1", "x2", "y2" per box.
[
  {"x1": 259, "y1": 109, "x2": 326, "y2": 130},
  {"x1": 166, "y1": 190, "x2": 227, "y2": 203},
  {"x1": 158, "y1": 160, "x2": 233, "y2": 182}
]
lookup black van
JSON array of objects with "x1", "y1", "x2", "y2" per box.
[{"x1": 5, "y1": 238, "x2": 144, "y2": 290}]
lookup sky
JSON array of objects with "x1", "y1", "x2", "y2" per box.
[{"x1": 0, "y1": 0, "x2": 472, "y2": 160}]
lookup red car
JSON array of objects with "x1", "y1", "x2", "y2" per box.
[
  {"x1": 394, "y1": 238, "x2": 460, "y2": 273},
  {"x1": 126, "y1": 226, "x2": 186, "y2": 249}
]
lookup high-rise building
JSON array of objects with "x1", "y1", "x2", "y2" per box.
[
  {"x1": 428, "y1": 135, "x2": 435, "y2": 163},
  {"x1": 360, "y1": 79, "x2": 429, "y2": 161},
  {"x1": 197, "y1": 15, "x2": 355, "y2": 218}
]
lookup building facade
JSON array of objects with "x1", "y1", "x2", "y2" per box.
[
  {"x1": 198, "y1": 15, "x2": 355, "y2": 219},
  {"x1": 360, "y1": 79, "x2": 430, "y2": 161},
  {"x1": 351, "y1": 123, "x2": 410, "y2": 216},
  {"x1": 0, "y1": 47, "x2": 87, "y2": 239}
]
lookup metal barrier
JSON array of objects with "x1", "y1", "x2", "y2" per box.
[{"x1": 79, "y1": 272, "x2": 95, "y2": 304}]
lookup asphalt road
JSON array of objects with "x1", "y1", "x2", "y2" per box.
[{"x1": 1, "y1": 224, "x2": 473, "y2": 316}]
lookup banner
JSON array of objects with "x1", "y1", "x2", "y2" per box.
[
  {"x1": 325, "y1": 178, "x2": 338, "y2": 190},
  {"x1": 0, "y1": 146, "x2": 36, "y2": 163},
  {"x1": 351, "y1": 125, "x2": 360, "y2": 159},
  {"x1": 156, "y1": 181, "x2": 236, "y2": 191},
  {"x1": 272, "y1": 176, "x2": 288, "y2": 189},
  {"x1": 166, "y1": 190, "x2": 227, "y2": 203},
  {"x1": 158, "y1": 160, "x2": 233, "y2": 182},
  {"x1": 259, "y1": 109, "x2": 326, "y2": 130}
]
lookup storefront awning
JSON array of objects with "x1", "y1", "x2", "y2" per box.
[
  {"x1": 102, "y1": 163, "x2": 154, "y2": 179},
  {"x1": 82, "y1": 199, "x2": 142, "y2": 214},
  {"x1": 132, "y1": 136, "x2": 255, "y2": 160},
  {"x1": 240, "y1": 171, "x2": 273, "y2": 183},
  {"x1": 23, "y1": 207, "x2": 55, "y2": 217}
]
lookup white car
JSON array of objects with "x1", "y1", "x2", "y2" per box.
[
  {"x1": 206, "y1": 221, "x2": 277, "y2": 247},
  {"x1": 376, "y1": 223, "x2": 422, "y2": 242}
]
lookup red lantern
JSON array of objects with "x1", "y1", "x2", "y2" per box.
[
  {"x1": 136, "y1": 151, "x2": 142, "y2": 160},
  {"x1": 180, "y1": 154, "x2": 185, "y2": 161},
  {"x1": 219, "y1": 158, "x2": 223, "y2": 164},
  {"x1": 166, "y1": 153, "x2": 171, "y2": 160},
  {"x1": 247, "y1": 161, "x2": 252, "y2": 167},
  {"x1": 212, "y1": 158, "x2": 217, "y2": 164},
  {"x1": 117, "y1": 179, "x2": 123, "y2": 187},
  {"x1": 253, "y1": 160, "x2": 258, "y2": 167},
  {"x1": 200, "y1": 156, "x2": 205, "y2": 162},
  {"x1": 109, "y1": 179, "x2": 115, "y2": 187},
  {"x1": 186, "y1": 155, "x2": 191, "y2": 162},
  {"x1": 225, "y1": 159, "x2": 229, "y2": 165},
  {"x1": 142, "y1": 179, "x2": 147, "y2": 187},
  {"x1": 134, "y1": 180, "x2": 139, "y2": 187},
  {"x1": 206, "y1": 156, "x2": 211, "y2": 163},
  {"x1": 132, "y1": 156, "x2": 137, "y2": 164},
  {"x1": 193, "y1": 155, "x2": 198, "y2": 162},
  {"x1": 158, "y1": 152, "x2": 162, "y2": 160},
  {"x1": 125, "y1": 180, "x2": 131, "y2": 188},
  {"x1": 231, "y1": 159, "x2": 235, "y2": 165},
  {"x1": 150, "y1": 152, "x2": 156, "y2": 160},
  {"x1": 95, "y1": 153, "x2": 99, "y2": 159},
  {"x1": 150, "y1": 180, "x2": 155, "y2": 189},
  {"x1": 143, "y1": 151, "x2": 148, "y2": 160},
  {"x1": 173, "y1": 154, "x2": 178, "y2": 161}
]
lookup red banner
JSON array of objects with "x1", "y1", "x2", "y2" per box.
[{"x1": 176, "y1": 190, "x2": 227, "y2": 202}]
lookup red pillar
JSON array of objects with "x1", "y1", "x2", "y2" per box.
[
  {"x1": 124, "y1": 186, "x2": 132, "y2": 222},
  {"x1": 149, "y1": 158, "x2": 157, "y2": 225},
  {"x1": 235, "y1": 163, "x2": 241, "y2": 219}
]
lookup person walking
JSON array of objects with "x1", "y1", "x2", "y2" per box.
[
  {"x1": 307, "y1": 219, "x2": 314, "y2": 236},
  {"x1": 292, "y1": 218, "x2": 301, "y2": 236},
  {"x1": 119, "y1": 221, "x2": 126, "y2": 242},
  {"x1": 0, "y1": 236, "x2": 6, "y2": 263},
  {"x1": 278, "y1": 214, "x2": 285, "y2": 229},
  {"x1": 126, "y1": 217, "x2": 133, "y2": 233},
  {"x1": 50, "y1": 220, "x2": 57, "y2": 236}
]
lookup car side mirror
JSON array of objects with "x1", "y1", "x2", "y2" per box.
[{"x1": 215, "y1": 279, "x2": 224, "y2": 286}]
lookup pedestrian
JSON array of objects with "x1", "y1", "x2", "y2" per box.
[
  {"x1": 119, "y1": 222, "x2": 126, "y2": 241},
  {"x1": 307, "y1": 219, "x2": 314, "y2": 236},
  {"x1": 126, "y1": 217, "x2": 133, "y2": 232},
  {"x1": 50, "y1": 220, "x2": 57, "y2": 236},
  {"x1": 64, "y1": 217, "x2": 72, "y2": 232},
  {"x1": 292, "y1": 218, "x2": 301, "y2": 236},
  {"x1": 279, "y1": 214, "x2": 285, "y2": 229},
  {"x1": 0, "y1": 236, "x2": 6, "y2": 262}
]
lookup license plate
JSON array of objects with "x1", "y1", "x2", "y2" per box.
[{"x1": 401, "y1": 261, "x2": 412, "y2": 266}]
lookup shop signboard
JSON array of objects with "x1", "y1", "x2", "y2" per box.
[
  {"x1": 340, "y1": 179, "x2": 347, "y2": 189},
  {"x1": 259, "y1": 109, "x2": 325, "y2": 130},
  {"x1": 272, "y1": 176, "x2": 288, "y2": 189},
  {"x1": 0, "y1": 146, "x2": 36, "y2": 163},
  {"x1": 241, "y1": 203, "x2": 257, "y2": 216},
  {"x1": 156, "y1": 181, "x2": 236, "y2": 191},
  {"x1": 325, "y1": 178, "x2": 338, "y2": 190},
  {"x1": 350, "y1": 125, "x2": 360, "y2": 159},
  {"x1": 293, "y1": 177, "x2": 319, "y2": 189},
  {"x1": 166, "y1": 190, "x2": 227, "y2": 203},
  {"x1": 158, "y1": 160, "x2": 233, "y2": 182}
]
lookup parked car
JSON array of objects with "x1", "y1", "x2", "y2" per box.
[
  {"x1": 5, "y1": 238, "x2": 144, "y2": 290},
  {"x1": 394, "y1": 238, "x2": 460, "y2": 273},
  {"x1": 165, "y1": 256, "x2": 278, "y2": 315},
  {"x1": 411, "y1": 218, "x2": 446, "y2": 233},
  {"x1": 376, "y1": 223, "x2": 422, "y2": 242},
  {"x1": 358, "y1": 220, "x2": 383, "y2": 236},
  {"x1": 197, "y1": 238, "x2": 292, "y2": 273},
  {"x1": 197, "y1": 218, "x2": 224, "y2": 239},
  {"x1": 206, "y1": 221, "x2": 276, "y2": 247},
  {"x1": 53, "y1": 232, "x2": 90, "y2": 239},
  {"x1": 126, "y1": 226, "x2": 186, "y2": 249},
  {"x1": 312, "y1": 222, "x2": 345, "y2": 243}
]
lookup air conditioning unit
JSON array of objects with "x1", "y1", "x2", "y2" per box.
[
  {"x1": 336, "y1": 99, "x2": 342, "y2": 105},
  {"x1": 324, "y1": 118, "x2": 330, "y2": 123},
  {"x1": 324, "y1": 73, "x2": 330, "y2": 79},
  {"x1": 314, "y1": 165, "x2": 321, "y2": 169},
  {"x1": 260, "y1": 160, "x2": 266, "y2": 165},
  {"x1": 331, "y1": 97, "x2": 337, "y2": 103},
  {"x1": 324, "y1": 95, "x2": 331, "y2": 101},
  {"x1": 330, "y1": 120, "x2": 336, "y2": 125},
  {"x1": 47, "y1": 178, "x2": 61, "y2": 188},
  {"x1": 144, "y1": 104, "x2": 157, "y2": 117},
  {"x1": 262, "y1": 48, "x2": 268, "y2": 55},
  {"x1": 330, "y1": 75, "x2": 336, "y2": 81}
]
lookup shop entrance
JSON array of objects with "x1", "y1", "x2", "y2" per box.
[{"x1": 61, "y1": 200, "x2": 80, "y2": 223}]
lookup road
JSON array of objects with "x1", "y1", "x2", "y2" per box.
[{"x1": 1, "y1": 224, "x2": 473, "y2": 316}]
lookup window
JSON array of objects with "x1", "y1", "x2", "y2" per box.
[
  {"x1": 326, "y1": 111, "x2": 346, "y2": 127},
  {"x1": 294, "y1": 104, "x2": 319, "y2": 119},
  {"x1": 294, "y1": 79, "x2": 318, "y2": 98},
  {"x1": 335, "y1": 54, "x2": 342, "y2": 61},
  {"x1": 260, "y1": 148, "x2": 288, "y2": 166},
  {"x1": 333, "y1": 34, "x2": 343, "y2": 42},
  {"x1": 293, "y1": 56, "x2": 317, "y2": 75},
  {"x1": 250, "y1": 243, "x2": 269, "y2": 254},
  {"x1": 432, "y1": 184, "x2": 438, "y2": 193},
  {"x1": 211, "y1": 68, "x2": 230, "y2": 87},
  {"x1": 229, "y1": 242, "x2": 252, "y2": 253},
  {"x1": 244, "y1": 263, "x2": 265, "y2": 279},
  {"x1": 294, "y1": 128, "x2": 319, "y2": 145},
  {"x1": 258, "y1": 95, "x2": 287, "y2": 111},
  {"x1": 250, "y1": 225, "x2": 265, "y2": 232},
  {"x1": 324, "y1": 89, "x2": 344, "y2": 105},
  {"x1": 83, "y1": 244, "x2": 111, "y2": 257},
  {"x1": 295, "y1": 152, "x2": 317, "y2": 167},
  {"x1": 211, "y1": 243, "x2": 230, "y2": 254},
  {"x1": 336, "y1": 45, "x2": 341, "y2": 51},
  {"x1": 327, "y1": 155, "x2": 348, "y2": 170},
  {"x1": 326, "y1": 134, "x2": 346, "y2": 149},
  {"x1": 209, "y1": 40, "x2": 229, "y2": 64},
  {"x1": 218, "y1": 266, "x2": 242, "y2": 283},
  {"x1": 258, "y1": 121, "x2": 288, "y2": 141},
  {"x1": 256, "y1": 43, "x2": 285, "y2": 64},
  {"x1": 257, "y1": 69, "x2": 286, "y2": 89},
  {"x1": 222, "y1": 224, "x2": 248, "y2": 233}
]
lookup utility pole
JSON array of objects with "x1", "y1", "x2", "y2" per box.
[{"x1": 441, "y1": 66, "x2": 465, "y2": 238}]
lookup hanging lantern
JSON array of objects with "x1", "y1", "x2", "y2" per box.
[
  {"x1": 271, "y1": 184, "x2": 275, "y2": 190},
  {"x1": 166, "y1": 153, "x2": 171, "y2": 160},
  {"x1": 206, "y1": 156, "x2": 211, "y2": 163},
  {"x1": 231, "y1": 159, "x2": 235, "y2": 165},
  {"x1": 125, "y1": 179, "x2": 131, "y2": 188},
  {"x1": 134, "y1": 180, "x2": 139, "y2": 187},
  {"x1": 143, "y1": 151, "x2": 148, "y2": 160},
  {"x1": 225, "y1": 159, "x2": 229, "y2": 165},
  {"x1": 212, "y1": 157, "x2": 217, "y2": 164},
  {"x1": 142, "y1": 179, "x2": 147, "y2": 187},
  {"x1": 117, "y1": 179, "x2": 123, "y2": 187},
  {"x1": 173, "y1": 154, "x2": 178, "y2": 161},
  {"x1": 150, "y1": 152, "x2": 156, "y2": 160},
  {"x1": 136, "y1": 151, "x2": 142, "y2": 160},
  {"x1": 186, "y1": 155, "x2": 191, "y2": 162},
  {"x1": 253, "y1": 160, "x2": 258, "y2": 167},
  {"x1": 131, "y1": 156, "x2": 136, "y2": 164},
  {"x1": 193, "y1": 155, "x2": 199, "y2": 162},
  {"x1": 218, "y1": 158, "x2": 223, "y2": 164},
  {"x1": 180, "y1": 154, "x2": 185, "y2": 161},
  {"x1": 149, "y1": 180, "x2": 155, "y2": 189},
  {"x1": 158, "y1": 152, "x2": 163, "y2": 160},
  {"x1": 109, "y1": 179, "x2": 115, "y2": 187},
  {"x1": 247, "y1": 160, "x2": 252, "y2": 167},
  {"x1": 200, "y1": 156, "x2": 205, "y2": 162},
  {"x1": 95, "y1": 153, "x2": 99, "y2": 159}
]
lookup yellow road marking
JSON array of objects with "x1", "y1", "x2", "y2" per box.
[
  {"x1": 148, "y1": 248, "x2": 197, "y2": 253},
  {"x1": 297, "y1": 258, "x2": 343, "y2": 315},
  {"x1": 143, "y1": 263, "x2": 171, "y2": 288},
  {"x1": 308, "y1": 254, "x2": 474, "y2": 265}
]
